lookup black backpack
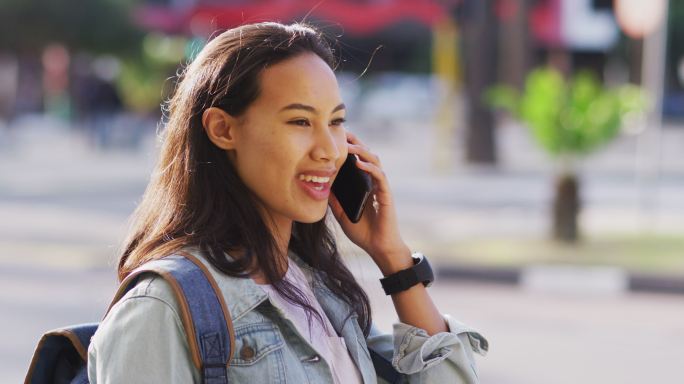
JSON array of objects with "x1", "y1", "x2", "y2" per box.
[{"x1": 25, "y1": 254, "x2": 235, "y2": 384}]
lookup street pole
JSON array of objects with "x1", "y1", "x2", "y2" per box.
[
  {"x1": 431, "y1": 17, "x2": 460, "y2": 172},
  {"x1": 635, "y1": 1, "x2": 669, "y2": 231}
]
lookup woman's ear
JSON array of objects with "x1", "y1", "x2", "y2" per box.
[{"x1": 202, "y1": 107, "x2": 239, "y2": 150}]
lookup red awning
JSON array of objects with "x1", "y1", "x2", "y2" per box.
[{"x1": 135, "y1": 0, "x2": 453, "y2": 36}]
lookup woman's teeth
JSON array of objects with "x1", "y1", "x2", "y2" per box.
[
  {"x1": 299, "y1": 174, "x2": 330, "y2": 183},
  {"x1": 299, "y1": 174, "x2": 329, "y2": 191}
]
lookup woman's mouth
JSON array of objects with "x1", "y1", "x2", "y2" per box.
[{"x1": 297, "y1": 174, "x2": 331, "y2": 200}]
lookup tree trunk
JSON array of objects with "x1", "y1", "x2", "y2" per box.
[
  {"x1": 552, "y1": 174, "x2": 580, "y2": 243},
  {"x1": 461, "y1": 0, "x2": 498, "y2": 164},
  {"x1": 497, "y1": 0, "x2": 531, "y2": 91}
]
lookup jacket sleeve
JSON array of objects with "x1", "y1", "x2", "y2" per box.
[
  {"x1": 366, "y1": 314, "x2": 488, "y2": 383},
  {"x1": 87, "y1": 278, "x2": 200, "y2": 384}
]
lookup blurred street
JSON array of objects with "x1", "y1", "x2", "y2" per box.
[
  {"x1": 2, "y1": 117, "x2": 684, "y2": 382},
  {"x1": 4, "y1": 258, "x2": 684, "y2": 384},
  {"x1": 363, "y1": 272, "x2": 684, "y2": 384},
  {"x1": 2, "y1": 115, "x2": 683, "y2": 271}
]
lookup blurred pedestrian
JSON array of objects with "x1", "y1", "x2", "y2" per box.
[
  {"x1": 85, "y1": 75, "x2": 122, "y2": 149},
  {"x1": 88, "y1": 21, "x2": 487, "y2": 383}
]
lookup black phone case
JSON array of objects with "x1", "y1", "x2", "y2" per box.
[{"x1": 331, "y1": 154, "x2": 373, "y2": 223}]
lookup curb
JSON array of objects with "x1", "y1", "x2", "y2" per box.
[
  {"x1": 437, "y1": 264, "x2": 684, "y2": 295},
  {"x1": 629, "y1": 273, "x2": 684, "y2": 295}
]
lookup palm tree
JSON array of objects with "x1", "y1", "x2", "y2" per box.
[{"x1": 487, "y1": 67, "x2": 646, "y2": 243}]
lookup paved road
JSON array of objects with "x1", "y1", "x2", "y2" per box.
[{"x1": 5, "y1": 261, "x2": 684, "y2": 383}]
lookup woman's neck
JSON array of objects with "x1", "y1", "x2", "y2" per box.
[
  {"x1": 248, "y1": 211, "x2": 293, "y2": 284},
  {"x1": 256, "y1": 202, "x2": 293, "y2": 257}
]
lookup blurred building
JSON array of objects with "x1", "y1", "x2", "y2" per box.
[
  {"x1": 1, "y1": 0, "x2": 682, "y2": 157},
  {"x1": 133, "y1": 0, "x2": 460, "y2": 73}
]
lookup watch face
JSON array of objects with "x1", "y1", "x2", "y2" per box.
[{"x1": 413, "y1": 253, "x2": 434, "y2": 287}]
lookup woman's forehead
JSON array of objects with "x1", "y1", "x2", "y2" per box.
[{"x1": 255, "y1": 53, "x2": 342, "y2": 110}]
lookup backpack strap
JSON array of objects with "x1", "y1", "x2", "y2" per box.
[
  {"x1": 370, "y1": 349, "x2": 401, "y2": 384},
  {"x1": 24, "y1": 323, "x2": 98, "y2": 384},
  {"x1": 108, "y1": 253, "x2": 235, "y2": 384}
]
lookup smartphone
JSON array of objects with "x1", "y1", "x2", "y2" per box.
[{"x1": 331, "y1": 154, "x2": 373, "y2": 223}]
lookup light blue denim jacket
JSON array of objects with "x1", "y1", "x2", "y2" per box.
[{"x1": 88, "y1": 248, "x2": 488, "y2": 383}]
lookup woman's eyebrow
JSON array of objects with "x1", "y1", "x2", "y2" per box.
[{"x1": 279, "y1": 103, "x2": 346, "y2": 114}]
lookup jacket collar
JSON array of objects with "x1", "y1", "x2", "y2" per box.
[{"x1": 185, "y1": 247, "x2": 354, "y2": 323}]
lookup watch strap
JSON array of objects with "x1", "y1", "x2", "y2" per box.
[{"x1": 380, "y1": 253, "x2": 434, "y2": 295}]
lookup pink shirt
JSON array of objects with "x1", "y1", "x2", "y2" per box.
[{"x1": 258, "y1": 259, "x2": 364, "y2": 384}]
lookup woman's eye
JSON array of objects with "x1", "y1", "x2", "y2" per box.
[
  {"x1": 330, "y1": 118, "x2": 346, "y2": 126},
  {"x1": 289, "y1": 119, "x2": 310, "y2": 127}
]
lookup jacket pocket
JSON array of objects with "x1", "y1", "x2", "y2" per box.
[{"x1": 229, "y1": 322, "x2": 287, "y2": 383}]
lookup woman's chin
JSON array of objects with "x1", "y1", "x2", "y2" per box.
[{"x1": 295, "y1": 208, "x2": 328, "y2": 224}]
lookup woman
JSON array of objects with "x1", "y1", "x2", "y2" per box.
[{"x1": 88, "y1": 22, "x2": 487, "y2": 383}]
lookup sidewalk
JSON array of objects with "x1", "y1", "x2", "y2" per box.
[{"x1": 1, "y1": 115, "x2": 683, "y2": 294}]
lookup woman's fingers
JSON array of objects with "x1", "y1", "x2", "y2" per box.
[
  {"x1": 345, "y1": 131, "x2": 391, "y2": 198},
  {"x1": 345, "y1": 130, "x2": 362, "y2": 145},
  {"x1": 349, "y1": 144, "x2": 381, "y2": 167},
  {"x1": 346, "y1": 132, "x2": 381, "y2": 168},
  {"x1": 354, "y1": 159, "x2": 391, "y2": 201}
]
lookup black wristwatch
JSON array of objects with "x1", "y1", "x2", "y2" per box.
[{"x1": 380, "y1": 252, "x2": 434, "y2": 295}]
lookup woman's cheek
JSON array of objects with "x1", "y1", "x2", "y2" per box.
[{"x1": 335, "y1": 128, "x2": 348, "y2": 152}]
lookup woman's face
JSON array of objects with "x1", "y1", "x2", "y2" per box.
[{"x1": 230, "y1": 52, "x2": 348, "y2": 229}]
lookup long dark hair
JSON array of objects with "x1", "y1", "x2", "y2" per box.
[{"x1": 118, "y1": 22, "x2": 372, "y2": 335}]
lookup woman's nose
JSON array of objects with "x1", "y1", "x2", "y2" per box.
[{"x1": 311, "y1": 126, "x2": 341, "y2": 162}]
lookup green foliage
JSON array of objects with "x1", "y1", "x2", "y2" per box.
[
  {"x1": 0, "y1": 0, "x2": 143, "y2": 55},
  {"x1": 117, "y1": 60, "x2": 162, "y2": 113},
  {"x1": 486, "y1": 67, "x2": 647, "y2": 157},
  {"x1": 116, "y1": 35, "x2": 194, "y2": 113}
]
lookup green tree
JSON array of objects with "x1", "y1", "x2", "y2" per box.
[{"x1": 487, "y1": 67, "x2": 646, "y2": 242}]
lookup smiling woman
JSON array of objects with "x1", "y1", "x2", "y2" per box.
[
  {"x1": 202, "y1": 52, "x2": 348, "y2": 236},
  {"x1": 86, "y1": 21, "x2": 488, "y2": 384}
]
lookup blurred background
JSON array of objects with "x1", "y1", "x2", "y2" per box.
[{"x1": 1, "y1": 0, "x2": 683, "y2": 383}]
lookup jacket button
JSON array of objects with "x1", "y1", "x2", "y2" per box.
[
  {"x1": 240, "y1": 344, "x2": 256, "y2": 360},
  {"x1": 305, "y1": 354, "x2": 320, "y2": 363}
]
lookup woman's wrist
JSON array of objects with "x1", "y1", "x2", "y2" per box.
[{"x1": 373, "y1": 244, "x2": 413, "y2": 276}]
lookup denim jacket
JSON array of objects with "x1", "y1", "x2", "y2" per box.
[{"x1": 88, "y1": 248, "x2": 488, "y2": 383}]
